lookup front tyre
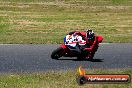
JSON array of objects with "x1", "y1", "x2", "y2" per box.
[{"x1": 51, "y1": 47, "x2": 64, "y2": 59}]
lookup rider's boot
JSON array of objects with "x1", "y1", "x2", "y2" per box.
[{"x1": 85, "y1": 52, "x2": 95, "y2": 60}]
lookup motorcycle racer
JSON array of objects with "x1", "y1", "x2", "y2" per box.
[{"x1": 67, "y1": 29, "x2": 103, "y2": 59}]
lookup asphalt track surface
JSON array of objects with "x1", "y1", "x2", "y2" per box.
[{"x1": 0, "y1": 43, "x2": 132, "y2": 73}]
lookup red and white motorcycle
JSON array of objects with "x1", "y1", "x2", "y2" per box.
[{"x1": 51, "y1": 34, "x2": 91, "y2": 60}]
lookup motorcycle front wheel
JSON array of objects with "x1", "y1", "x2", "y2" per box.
[{"x1": 51, "y1": 47, "x2": 64, "y2": 59}]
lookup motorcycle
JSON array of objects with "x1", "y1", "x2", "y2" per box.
[{"x1": 51, "y1": 34, "x2": 93, "y2": 60}]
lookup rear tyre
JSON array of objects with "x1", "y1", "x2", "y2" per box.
[{"x1": 51, "y1": 47, "x2": 64, "y2": 59}]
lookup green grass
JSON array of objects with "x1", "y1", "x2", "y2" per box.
[
  {"x1": 0, "y1": 0, "x2": 132, "y2": 44},
  {"x1": 0, "y1": 69, "x2": 132, "y2": 88}
]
